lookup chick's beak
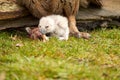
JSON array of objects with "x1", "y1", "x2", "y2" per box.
[{"x1": 40, "y1": 29, "x2": 46, "y2": 35}]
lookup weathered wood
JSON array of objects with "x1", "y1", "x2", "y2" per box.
[
  {"x1": 0, "y1": 0, "x2": 120, "y2": 30},
  {"x1": 77, "y1": 0, "x2": 120, "y2": 21},
  {"x1": 0, "y1": 16, "x2": 38, "y2": 30},
  {"x1": 0, "y1": 0, "x2": 29, "y2": 20}
]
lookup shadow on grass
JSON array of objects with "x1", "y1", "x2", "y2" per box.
[{"x1": 0, "y1": 27, "x2": 29, "y2": 39}]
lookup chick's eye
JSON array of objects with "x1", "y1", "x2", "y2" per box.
[
  {"x1": 39, "y1": 26, "x2": 41, "y2": 28},
  {"x1": 45, "y1": 26, "x2": 49, "y2": 28}
]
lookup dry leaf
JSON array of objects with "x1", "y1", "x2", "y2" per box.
[
  {"x1": 10, "y1": 35, "x2": 17, "y2": 41},
  {"x1": 16, "y1": 43, "x2": 23, "y2": 47},
  {"x1": 0, "y1": 72, "x2": 6, "y2": 80}
]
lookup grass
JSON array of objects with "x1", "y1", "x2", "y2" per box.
[{"x1": 0, "y1": 28, "x2": 120, "y2": 80}]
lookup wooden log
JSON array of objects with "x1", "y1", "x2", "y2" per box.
[
  {"x1": 0, "y1": 16, "x2": 38, "y2": 30},
  {"x1": 77, "y1": 0, "x2": 120, "y2": 21},
  {"x1": 0, "y1": 0, "x2": 29, "y2": 20}
]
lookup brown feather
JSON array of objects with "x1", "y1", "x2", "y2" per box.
[
  {"x1": 16, "y1": 0, "x2": 80, "y2": 18},
  {"x1": 80, "y1": 0, "x2": 102, "y2": 8}
]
